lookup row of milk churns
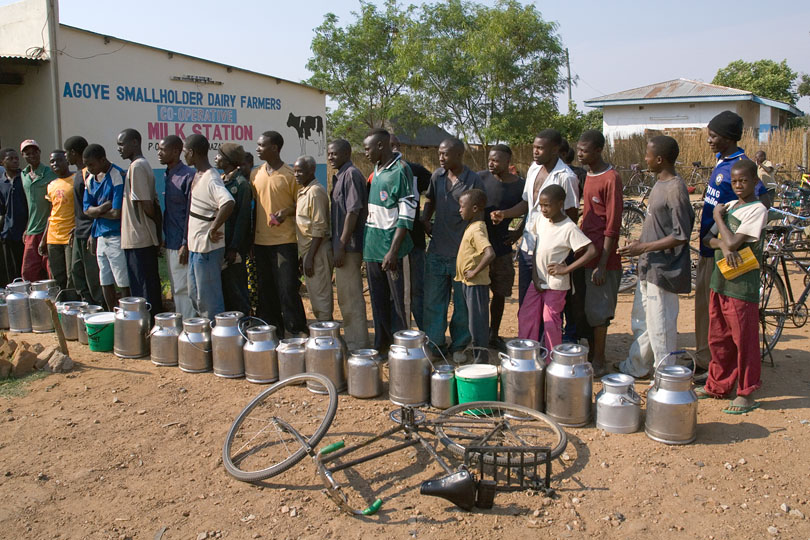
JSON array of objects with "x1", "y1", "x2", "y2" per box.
[{"x1": 0, "y1": 278, "x2": 105, "y2": 340}]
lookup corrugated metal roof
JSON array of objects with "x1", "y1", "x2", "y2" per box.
[
  {"x1": 0, "y1": 54, "x2": 46, "y2": 61},
  {"x1": 586, "y1": 78, "x2": 750, "y2": 103}
]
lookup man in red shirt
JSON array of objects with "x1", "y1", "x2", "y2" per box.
[{"x1": 576, "y1": 130, "x2": 623, "y2": 376}]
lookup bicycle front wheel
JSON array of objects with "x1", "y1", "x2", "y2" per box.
[
  {"x1": 760, "y1": 264, "x2": 788, "y2": 357},
  {"x1": 435, "y1": 402, "x2": 567, "y2": 465},
  {"x1": 223, "y1": 373, "x2": 338, "y2": 482}
]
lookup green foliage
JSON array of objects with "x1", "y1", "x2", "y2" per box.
[
  {"x1": 798, "y1": 74, "x2": 810, "y2": 98},
  {"x1": 712, "y1": 59, "x2": 798, "y2": 104},
  {"x1": 407, "y1": 0, "x2": 565, "y2": 153},
  {"x1": 305, "y1": 1, "x2": 423, "y2": 140},
  {"x1": 551, "y1": 102, "x2": 603, "y2": 142}
]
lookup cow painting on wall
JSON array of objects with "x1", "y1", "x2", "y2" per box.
[{"x1": 287, "y1": 112, "x2": 325, "y2": 156}]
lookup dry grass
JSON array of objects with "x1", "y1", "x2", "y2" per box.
[{"x1": 338, "y1": 128, "x2": 808, "y2": 182}]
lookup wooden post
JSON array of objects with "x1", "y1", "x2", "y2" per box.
[{"x1": 46, "y1": 299, "x2": 69, "y2": 356}]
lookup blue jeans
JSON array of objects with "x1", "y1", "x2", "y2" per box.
[
  {"x1": 409, "y1": 247, "x2": 426, "y2": 330},
  {"x1": 188, "y1": 248, "x2": 225, "y2": 320},
  {"x1": 423, "y1": 252, "x2": 470, "y2": 353}
]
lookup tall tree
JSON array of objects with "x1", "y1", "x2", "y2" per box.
[
  {"x1": 712, "y1": 59, "x2": 798, "y2": 104},
  {"x1": 406, "y1": 0, "x2": 566, "y2": 159},
  {"x1": 305, "y1": 1, "x2": 418, "y2": 142}
]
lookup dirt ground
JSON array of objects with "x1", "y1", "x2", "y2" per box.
[{"x1": 1, "y1": 280, "x2": 809, "y2": 540}]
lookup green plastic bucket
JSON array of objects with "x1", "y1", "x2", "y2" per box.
[
  {"x1": 85, "y1": 312, "x2": 115, "y2": 352},
  {"x1": 455, "y1": 365, "x2": 498, "y2": 412}
]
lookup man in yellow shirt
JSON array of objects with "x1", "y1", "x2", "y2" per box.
[
  {"x1": 39, "y1": 150, "x2": 75, "y2": 290},
  {"x1": 253, "y1": 131, "x2": 307, "y2": 336}
]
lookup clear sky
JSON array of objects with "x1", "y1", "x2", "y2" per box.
[{"x1": 7, "y1": 0, "x2": 810, "y2": 113}]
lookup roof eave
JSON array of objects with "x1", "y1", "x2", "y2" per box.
[
  {"x1": 59, "y1": 24, "x2": 328, "y2": 95},
  {"x1": 584, "y1": 95, "x2": 754, "y2": 108}
]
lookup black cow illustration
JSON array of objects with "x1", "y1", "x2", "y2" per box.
[{"x1": 287, "y1": 112, "x2": 325, "y2": 156}]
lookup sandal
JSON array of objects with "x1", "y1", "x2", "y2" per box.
[
  {"x1": 722, "y1": 401, "x2": 761, "y2": 415},
  {"x1": 694, "y1": 386, "x2": 722, "y2": 400}
]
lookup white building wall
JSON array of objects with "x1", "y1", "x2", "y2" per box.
[
  {"x1": 0, "y1": 0, "x2": 51, "y2": 58},
  {"x1": 601, "y1": 101, "x2": 771, "y2": 143},
  {"x1": 56, "y1": 27, "x2": 327, "y2": 185}
]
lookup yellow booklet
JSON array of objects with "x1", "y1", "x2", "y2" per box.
[{"x1": 716, "y1": 246, "x2": 759, "y2": 280}]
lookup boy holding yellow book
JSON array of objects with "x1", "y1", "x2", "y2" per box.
[{"x1": 698, "y1": 160, "x2": 768, "y2": 414}]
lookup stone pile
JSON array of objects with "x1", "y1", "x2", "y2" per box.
[{"x1": 0, "y1": 334, "x2": 73, "y2": 378}]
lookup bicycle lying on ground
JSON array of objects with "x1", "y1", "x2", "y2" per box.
[{"x1": 222, "y1": 373, "x2": 567, "y2": 515}]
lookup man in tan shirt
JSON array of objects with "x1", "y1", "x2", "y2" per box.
[
  {"x1": 252, "y1": 131, "x2": 307, "y2": 336},
  {"x1": 294, "y1": 155, "x2": 332, "y2": 321}
]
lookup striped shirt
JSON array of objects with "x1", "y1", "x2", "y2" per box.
[{"x1": 363, "y1": 154, "x2": 416, "y2": 263}]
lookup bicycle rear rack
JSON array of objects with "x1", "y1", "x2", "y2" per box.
[{"x1": 463, "y1": 445, "x2": 553, "y2": 501}]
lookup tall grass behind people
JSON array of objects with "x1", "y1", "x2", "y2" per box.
[
  {"x1": 618, "y1": 136, "x2": 694, "y2": 378},
  {"x1": 454, "y1": 189, "x2": 495, "y2": 364},
  {"x1": 518, "y1": 185, "x2": 596, "y2": 352},
  {"x1": 698, "y1": 160, "x2": 768, "y2": 414},
  {"x1": 576, "y1": 130, "x2": 623, "y2": 376},
  {"x1": 293, "y1": 155, "x2": 333, "y2": 321},
  {"x1": 694, "y1": 110, "x2": 770, "y2": 374},
  {"x1": 39, "y1": 150, "x2": 75, "y2": 290}
]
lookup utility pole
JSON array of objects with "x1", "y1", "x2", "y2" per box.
[{"x1": 565, "y1": 48, "x2": 572, "y2": 104}]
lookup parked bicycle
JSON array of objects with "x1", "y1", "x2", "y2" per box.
[
  {"x1": 222, "y1": 373, "x2": 567, "y2": 515},
  {"x1": 759, "y1": 224, "x2": 810, "y2": 359},
  {"x1": 622, "y1": 163, "x2": 655, "y2": 196},
  {"x1": 681, "y1": 160, "x2": 712, "y2": 195}
]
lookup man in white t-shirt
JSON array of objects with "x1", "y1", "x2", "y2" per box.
[
  {"x1": 117, "y1": 128, "x2": 162, "y2": 317},
  {"x1": 490, "y1": 129, "x2": 579, "y2": 308},
  {"x1": 182, "y1": 134, "x2": 235, "y2": 319}
]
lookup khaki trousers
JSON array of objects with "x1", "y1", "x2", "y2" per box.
[
  {"x1": 304, "y1": 244, "x2": 334, "y2": 322},
  {"x1": 335, "y1": 251, "x2": 370, "y2": 350},
  {"x1": 694, "y1": 256, "x2": 714, "y2": 369}
]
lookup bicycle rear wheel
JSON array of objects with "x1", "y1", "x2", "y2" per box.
[
  {"x1": 759, "y1": 265, "x2": 788, "y2": 357},
  {"x1": 435, "y1": 402, "x2": 567, "y2": 466},
  {"x1": 223, "y1": 373, "x2": 338, "y2": 482}
]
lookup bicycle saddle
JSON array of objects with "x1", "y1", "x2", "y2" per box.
[
  {"x1": 763, "y1": 225, "x2": 793, "y2": 235},
  {"x1": 692, "y1": 161, "x2": 702, "y2": 167},
  {"x1": 420, "y1": 470, "x2": 477, "y2": 511}
]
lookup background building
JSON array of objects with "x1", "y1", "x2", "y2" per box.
[
  {"x1": 585, "y1": 78, "x2": 803, "y2": 144},
  {"x1": 0, "y1": 0, "x2": 328, "y2": 191}
]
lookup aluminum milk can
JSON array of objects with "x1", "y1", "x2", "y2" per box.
[
  {"x1": 244, "y1": 325, "x2": 279, "y2": 384},
  {"x1": 150, "y1": 312, "x2": 183, "y2": 367},
  {"x1": 277, "y1": 337, "x2": 306, "y2": 383},
  {"x1": 29, "y1": 279, "x2": 59, "y2": 333},
  {"x1": 211, "y1": 311, "x2": 245, "y2": 378},
  {"x1": 500, "y1": 339, "x2": 547, "y2": 412},
  {"x1": 114, "y1": 297, "x2": 150, "y2": 358},
  {"x1": 0, "y1": 289, "x2": 8, "y2": 330},
  {"x1": 6, "y1": 278, "x2": 32, "y2": 333},
  {"x1": 59, "y1": 301, "x2": 88, "y2": 341},
  {"x1": 545, "y1": 343, "x2": 593, "y2": 427},
  {"x1": 347, "y1": 349, "x2": 382, "y2": 399},
  {"x1": 388, "y1": 329, "x2": 432, "y2": 407},
  {"x1": 305, "y1": 336, "x2": 345, "y2": 394},
  {"x1": 431, "y1": 364, "x2": 457, "y2": 409},
  {"x1": 178, "y1": 318, "x2": 212, "y2": 373},
  {"x1": 308, "y1": 321, "x2": 348, "y2": 364},
  {"x1": 77, "y1": 305, "x2": 103, "y2": 345},
  {"x1": 645, "y1": 364, "x2": 697, "y2": 445},
  {"x1": 596, "y1": 373, "x2": 642, "y2": 434}
]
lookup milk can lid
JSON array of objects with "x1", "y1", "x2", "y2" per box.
[{"x1": 455, "y1": 364, "x2": 497, "y2": 379}]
